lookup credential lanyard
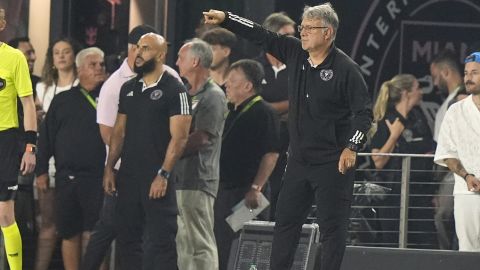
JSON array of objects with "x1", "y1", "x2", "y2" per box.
[
  {"x1": 80, "y1": 88, "x2": 97, "y2": 110},
  {"x1": 222, "y1": 95, "x2": 262, "y2": 140}
]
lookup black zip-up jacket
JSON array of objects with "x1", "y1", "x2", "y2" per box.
[
  {"x1": 36, "y1": 86, "x2": 105, "y2": 179},
  {"x1": 221, "y1": 12, "x2": 373, "y2": 165}
]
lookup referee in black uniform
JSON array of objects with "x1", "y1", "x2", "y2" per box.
[
  {"x1": 104, "y1": 33, "x2": 191, "y2": 269},
  {"x1": 204, "y1": 3, "x2": 372, "y2": 270}
]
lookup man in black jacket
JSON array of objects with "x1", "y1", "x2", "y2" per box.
[
  {"x1": 204, "y1": 3, "x2": 372, "y2": 270},
  {"x1": 36, "y1": 47, "x2": 107, "y2": 269}
]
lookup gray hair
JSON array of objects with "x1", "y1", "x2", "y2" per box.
[
  {"x1": 75, "y1": 47, "x2": 104, "y2": 68},
  {"x1": 186, "y1": 38, "x2": 213, "y2": 69},
  {"x1": 263, "y1": 12, "x2": 295, "y2": 33},
  {"x1": 302, "y1": 2, "x2": 339, "y2": 40}
]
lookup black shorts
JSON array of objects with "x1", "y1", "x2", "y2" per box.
[
  {"x1": 0, "y1": 181, "x2": 18, "y2": 201},
  {"x1": 0, "y1": 129, "x2": 20, "y2": 183},
  {"x1": 55, "y1": 176, "x2": 104, "y2": 239}
]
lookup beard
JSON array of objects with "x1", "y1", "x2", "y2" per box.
[
  {"x1": 466, "y1": 81, "x2": 480, "y2": 95},
  {"x1": 134, "y1": 57, "x2": 156, "y2": 75},
  {"x1": 437, "y1": 77, "x2": 448, "y2": 93}
]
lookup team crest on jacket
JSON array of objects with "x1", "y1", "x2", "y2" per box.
[
  {"x1": 319, "y1": 69, "x2": 333, "y2": 81},
  {"x1": 0, "y1": 77, "x2": 5, "y2": 91},
  {"x1": 150, "y1": 89, "x2": 163, "y2": 100}
]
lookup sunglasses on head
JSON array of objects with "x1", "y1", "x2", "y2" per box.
[{"x1": 465, "y1": 53, "x2": 480, "y2": 64}]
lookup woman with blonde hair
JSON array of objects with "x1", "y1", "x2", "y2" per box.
[
  {"x1": 370, "y1": 74, "x2": 435, "y2": 248},
  {"x1": 34, "y1": 37, "x2": 80, "y2": 270}
]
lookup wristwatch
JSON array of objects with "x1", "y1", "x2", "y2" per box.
[
  {"x1": 346, "y1": 142, "x2": 359, "y2": 152},
  {"x1": 25, "y1": 145, "x2": 36, "y2": 154},
  {"x1": 157, "y1": 168, "x2": 171, "y2": 180}
]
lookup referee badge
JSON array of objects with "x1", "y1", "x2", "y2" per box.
[
  {"x1": 0, "y1": 77, "x2": 5, "y2": 91},
  {"x1": 319, "y1": 69, "x2": 333, "y2": 81},
  {"x1": 150, "y1": 89, "x2": 163, "y2": 100}
]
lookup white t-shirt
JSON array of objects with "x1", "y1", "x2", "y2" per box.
[
  {"x1": 434, "y1": 95, "x2": 480, "y2": 195},
  {"x1": 433, "y1": 86, "x2": 461, "y2": 142},
  {"x1": 36, "y1": 79, "x2": 79, "y2": 112}
]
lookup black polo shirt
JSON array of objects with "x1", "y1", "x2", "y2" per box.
[
  {"x1": 36, "y1": 85, "x2": 105, "y2": 178},
  {"x1": 220, "y1": 95, "x2": 280, "y2": 188},
  {"x1": 221, "y1": 12, "x2": 373, "y2": 165},
  {"x1": 255, "y1": 53, "x2": 289, "y2": 104},
  {"x1": 371, "y1": 106, "x2": 434, "y2": 192},
  {"x1": 118, "y1": 72, "x2": 190, "y2": 178}
]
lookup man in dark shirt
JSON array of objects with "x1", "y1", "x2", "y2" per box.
[
  {"x1": 103, "y1": 33, "x2": 192, "y2": 269},
  {"x1": 256, "y1": 12, "x2": 295, "y2": 220},
  {"x1": 8, "y1": 37, "x2": 40, "y2": 94},
  {"x1": 215, "y1": 59, "x2": 280, "y2": 270},
  {"x1": 200, "y1": 28, "x2": 237, "y2": 90},
  {"x1": 36, "y1": 47, "x2": 107, "y2": 269},
  {"x1": 204, "y1": 3, "x2": 372, "y2": 270}
]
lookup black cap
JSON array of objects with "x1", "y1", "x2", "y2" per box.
[{"x1": 128, "y1": 24, "x2": 158, "y2": 44}]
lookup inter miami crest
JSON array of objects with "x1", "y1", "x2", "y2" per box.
[
  {"x1": 150, "y1": 89, "x2": 163, "y2": 100},
  {"x1": 319, "y1": 69, "x2": 333, "y2": 81},
  {"x1": 0, "y1": 77, "x2": 5, "y2": 91}
]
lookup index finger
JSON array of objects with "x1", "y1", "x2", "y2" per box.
[
  {"x1": 203, "y1": 11, "x2": 214, "y2": 19},
  {"x1": 338, "y1": 158, "x2": 346, "y2": 174}
]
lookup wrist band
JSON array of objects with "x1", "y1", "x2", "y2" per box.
[
  {"x1": 251, "y1": 184, "x2": 262, "y2": 191},
  {"x1": 157, "y1": 168, "x2": 171, "y2": 180},
  {"x1": 25, "y1": 130, "x2": 37, "y2": 145},
  {"x1": 463, "y1": 173, "x2": 475, "y2": 181}
]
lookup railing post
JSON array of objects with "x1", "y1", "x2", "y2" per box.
[{"x1": 399, "y1": 156, "x2": 411, "y2": 248}]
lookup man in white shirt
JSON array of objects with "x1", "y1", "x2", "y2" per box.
[
  {"x1": 434, "y1": 52, "x2": 480, "y2": 252},
  {"x1": 81, "y1": 25, "x2": 181, "y2": 270},
  {"x1": 430, "y1": 50, "x2": 465, "y2": 250},
  {"x1": 430, "y1": 50, "x2": 464, "y2": 142}
]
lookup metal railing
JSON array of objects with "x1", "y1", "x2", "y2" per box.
[{"x1": 343, "y1": 152, "x2": 454, "y2": 249}]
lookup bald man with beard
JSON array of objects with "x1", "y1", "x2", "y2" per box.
[{"x1": 103, "y1": 33, "x2": 192, "y2": 269}]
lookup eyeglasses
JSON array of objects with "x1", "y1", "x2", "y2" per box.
[
  {"x1": 465, "y1": 53, "x2": 480, "y2": 64},
  {"x1": 297, "y1": 25, "x2": 328, "y2": 33}
]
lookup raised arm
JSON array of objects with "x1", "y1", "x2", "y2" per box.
[{"x1": 203, "y1": 9, "x2": 301, "y2": 63}]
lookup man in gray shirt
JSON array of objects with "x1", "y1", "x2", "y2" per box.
[{"x1": 175, "y1": 38, "x2": 227, "y2": 270}]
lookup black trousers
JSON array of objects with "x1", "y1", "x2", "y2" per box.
[
  {"x1": 115, "y1": 174, "x2": 178, "y2": 270},
  {"x1": 270, "y1": 159, "x2": 354, "y2": 270},
  {"x1": 213, "y1": 184, "x2": 250, "y2": 270},
  {"x1": 268, "y1": 121, "x2": 289, "y2": 220},
  {"x1": 81, "y1": 193, "x2": 117, "y2": 270}
]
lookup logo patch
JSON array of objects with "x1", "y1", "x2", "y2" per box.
[
  {"x1": 0, "y1": 77, "x2": 5, "y2": 91},
  {"x1": 126, "y1": 91, "x2": 133, "y2": 97},
  {"x1": 7, "y1": 185, "x2": 18, "y2": 191},
  {"x1": 150, "y1": 89, "x2": 163, "y2": 100},
  {"x1": 319, "y1": 69, "x2": 333, "y2": 81}
]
